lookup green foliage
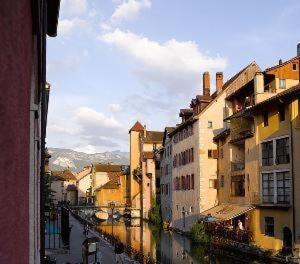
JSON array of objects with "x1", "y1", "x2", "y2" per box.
[
  {"x1": 44, "y1": 172, "x2": 55, "y2": 211},
  {"x1": 188, "y1": 221, "x2": 209, "y2": 244},
  {"x1": 148, "y1": 197, "x2": 162, "y2": 226}
]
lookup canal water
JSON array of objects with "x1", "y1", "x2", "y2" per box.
[{"x1": 96, "y1": 217, "x2": 277, "y2": 264}]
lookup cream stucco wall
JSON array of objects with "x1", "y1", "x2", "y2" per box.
[
  {"x1": 129, "y1": 131, "x2": 142, "y2": 211},
  {"x1": 77, "y1": 173, "x2": 92, "y2": 201},
  {"x1": 172, "y1": 121, "x2": 200, "y2": 231}
]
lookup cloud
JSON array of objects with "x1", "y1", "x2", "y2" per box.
[
  {"x1": 100, "y1": 29, "x2": 227, "y2": 93},
  {"x1": 58, "y1": 18, "x2": 88, "y2": 37},
  {"x1": 48, "y1": 106, "x2": 128, "y2": 152},
  {"x1": 111, "y1": 0, "x2": 152, "y2": 23},
  {"x1": 109, "y1": 103, "x2": 123, "y2": 113},
  {"x1": 60, "y1": 0, "x2": 88, "y2": 17}
]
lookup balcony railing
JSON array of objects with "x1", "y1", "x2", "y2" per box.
[
  {"x1": 204, "y1": 222, "x2": 252, "y2": 244},
  {"x1": 231, "y1": 162, "x2": 245, "y2": 172}
]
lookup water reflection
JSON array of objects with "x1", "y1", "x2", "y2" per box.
[{"x1": 97, "y1": 218, "x2": 274, "y2": 264}]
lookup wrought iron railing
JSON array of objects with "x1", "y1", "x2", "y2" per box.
[{"x1": 204, "y1": 222, "x2": 252, "y2": 244}]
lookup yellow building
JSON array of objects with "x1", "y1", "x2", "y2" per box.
[
  {"x1": 246, "y1": 84, "x2": 300, "y2": 255},
  {"x1": 94, "y1": 171, "x2": 127, "y2": 209},
  {"x1": 129, "y1": 121, "x2": 164, "y2": 218},
  {"x1": 210, "y1": 53, "x2": 300, "y2": 255}
]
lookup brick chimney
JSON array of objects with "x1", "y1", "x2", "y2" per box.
[
  {"x1": 297, "y1": 42, "x2": 300, "y2": 56},
  {"x1": 203, "y1": 72, "x2": 210, "y2": 96},
  {"x1": 216, "y1": 72, "x2": 223, "y2": 93}
]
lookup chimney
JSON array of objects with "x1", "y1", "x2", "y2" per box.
[
  {"x1": 203, "y1": 72, "x2": 210, "y2": 96},
  {"x1": 216, "y1": 72, "x2": 223, "y2": 93},
  {"x1": 143, "y1": 125, "x2": 147, "y2": 137},
  {"x1": 297, "y1": 42, "x2": 300, "y2": 56},
  {"x1": 279, "y1": 59, "x2": 282, "y2": 65}
]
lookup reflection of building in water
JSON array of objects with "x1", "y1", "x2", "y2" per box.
[{"x1": 98, "y1": 220, "x2": 156, "y2": 260}]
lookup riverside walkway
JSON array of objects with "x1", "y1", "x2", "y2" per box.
[{"x1": 47, "y1": 213, "x2": 115, "y2": 263}]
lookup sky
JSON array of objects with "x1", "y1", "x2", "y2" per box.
[{"x1": 47, "y1": 0, "x2": 300, "y2": 154}]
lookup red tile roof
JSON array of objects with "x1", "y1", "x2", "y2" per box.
[
  {"x1": 93, "y1": 163, "x2": 122, "y2": 173},
  {"x1": 129, "y1": 121, "x2": 144, "y2": 132}
]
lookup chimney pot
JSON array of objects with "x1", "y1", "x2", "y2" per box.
[
  {"x1": 297, "y1": 42, "x2": 300, "y2": 56},
  {"x1": 279, "y1": 59, "x2": 282, "y2": 65},
  {"x1": 216, "y1": 72, "x2": 223, "y2": 93},
  {"x1": 203, "y1": 72, "x2": 210, "y2": 96}
]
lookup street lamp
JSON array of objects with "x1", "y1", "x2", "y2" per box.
[{"x1": 109, "y1": 202, "x2": 116, "y2": 238}]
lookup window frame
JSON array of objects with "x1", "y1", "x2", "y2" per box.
[
  {"x1": 260, "y1": 135, "x2": 290, "y2": 167},
  {"x1": 260, "y1": 170, "x2": 291, "y2": 205},
  {"x1": 264, "y1": 217, "x2": 275, "y2": 237}
]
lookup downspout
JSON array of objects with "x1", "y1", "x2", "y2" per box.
[{"x1": 290, "y1": 113, "x2": 296, "y2": 245}]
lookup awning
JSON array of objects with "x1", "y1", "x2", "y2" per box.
[{"x1": 200, "y1": 204, "x2": 255, "y2": 222}]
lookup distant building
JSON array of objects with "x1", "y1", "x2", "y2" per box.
[
  {"x1": 94, "y1": 171, "x2": 127, "y2": 212},
  {"x1": 51, "y1": 169, "x2": 77, "y2": 204},
  {"x1": 76, "y1": 166, "x2": 93, "y2": 204},
  {"x1": 129, "y1": 122, "x2": 164, "y2": 218},
  {"x1": 160, "y1": 127, "x2": 175, "y2": 222}
]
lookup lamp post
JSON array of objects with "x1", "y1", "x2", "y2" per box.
[{"x1": 109, "y1": 202, "x2": 116, "y2": 239}]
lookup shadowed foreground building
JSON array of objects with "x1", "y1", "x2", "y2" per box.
[{"x1": 0, "y1": 0, "x2": 60, "y2": 263}]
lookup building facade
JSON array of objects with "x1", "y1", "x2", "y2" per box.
[
  {"x1": 160, "y1": 127, "x2": 175, "y2": 222},
  {"x1": 129, "y1": 121, "x2": 164, "y2": 218},
  {"x1": 207, "y1": 50, "x2": 300, "y2": 255},
  {"x1": 76, "y1": 166, "x2": 93, "y2": 204}
]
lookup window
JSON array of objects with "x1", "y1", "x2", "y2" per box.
[
  {"x1": 276, "y1": 171, "x2": 290, "y2": 204},
  {"x1": 264, "y1": 217, "x2": 274, "y2": 237},
  {"x1": 181, "y1": 176, "x2": 186, "y2": 190},
  {"x1": 208, "y1": 121, "x2": 213, "y2": 128},
  {"x1": 292, "y1": 63, "x2": 298, "y2": 71},
  {"x1": 263, "y1": 111, "x2": 269, "y2": 127},
  {"x1": 208, "y1": 149, "x2": 212, "y2": 158},
  {"x1": 220, "y1": 175, "x2": 224, "y2": 187},
  {"x1": 231, "y1": 175, "x2": 245, "y2": 196},
  {"x1": 261, "y1": 141, "x2": 273, "y2": 166},
  {"x1": 279, "y1": 79, "x2": 286, "y2": 89},
  {"x1": 262, "y1": 173, "x2": 274, "y2": 203},
  {"x1": 191, "y1": 174, "x2": 194, "y2": 189},
  {"x1": 186, "y1": 175, "x2": 190, "y2": 190},
  {"x1": 191, "y1": 148, "x2": 194, "y2": 162},
  {"x1": 190, "y1": 206, "x2": 194, "y2": 213},
  {"x1": 276, "y1": 137, "x2": 289, "y2": 164},
  {"x1": 279, "y1": 105, "x2": 285, "y2": 122},
  {"x1": 209, "y1": 179, "x2": 216, "y2": 188}
]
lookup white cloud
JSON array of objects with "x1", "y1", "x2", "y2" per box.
[
  {"x1": 61, "y1": 0, "x2": 87, "y2": 17},
  {"x1": 101, "y1": 29, "x2": 227, "y2": 93},
  {"x1": 58, "y1": 18, "x2": 88, "y2": 37},
  {"x1": 109, "y1": 103, "x2": 123, "y2": 113},
  {"x1": 111, "y1": 0, "x2": 152, "y2": 23},
  {"x1": 74, "y1": 107, "x2": 123, "y2": 130},
  {"x1": 48, "y1": 106, "x2": 128, "y2": 152}
]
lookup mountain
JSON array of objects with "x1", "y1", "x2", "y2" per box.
[{"x1": 48, "y1": 148, "x2": 129, "y2": 172}]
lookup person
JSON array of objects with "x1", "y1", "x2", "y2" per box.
[
  {"x1": 238, "y1": 219, "x2": 244, "y2": 230},
  {"x1": 114, "y1": 239, "x2": 125, "y2": 263}
]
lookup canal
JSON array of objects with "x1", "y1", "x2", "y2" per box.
[{"x1": 95, "y1": 217, "x2": 279, "y2": 264}]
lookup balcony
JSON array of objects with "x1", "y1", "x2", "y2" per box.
[
  {"x1": 231, "y1": 162, "x2": 245, "y2": 172},
  {"x1": 230, "y1": 118, "x2": 254, "y2": 144}
]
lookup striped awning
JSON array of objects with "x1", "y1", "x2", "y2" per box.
[{"x1": 200, "y1": 204, "x2": 255, "y2": 222}]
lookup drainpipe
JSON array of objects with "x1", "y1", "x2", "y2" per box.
[{"x1": 290, "y1": 117, "x2": 296, "y2": 245}]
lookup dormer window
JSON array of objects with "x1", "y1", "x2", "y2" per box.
[{"x1": 292, "y1": 63, "x2": 298, "y2": 71}]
